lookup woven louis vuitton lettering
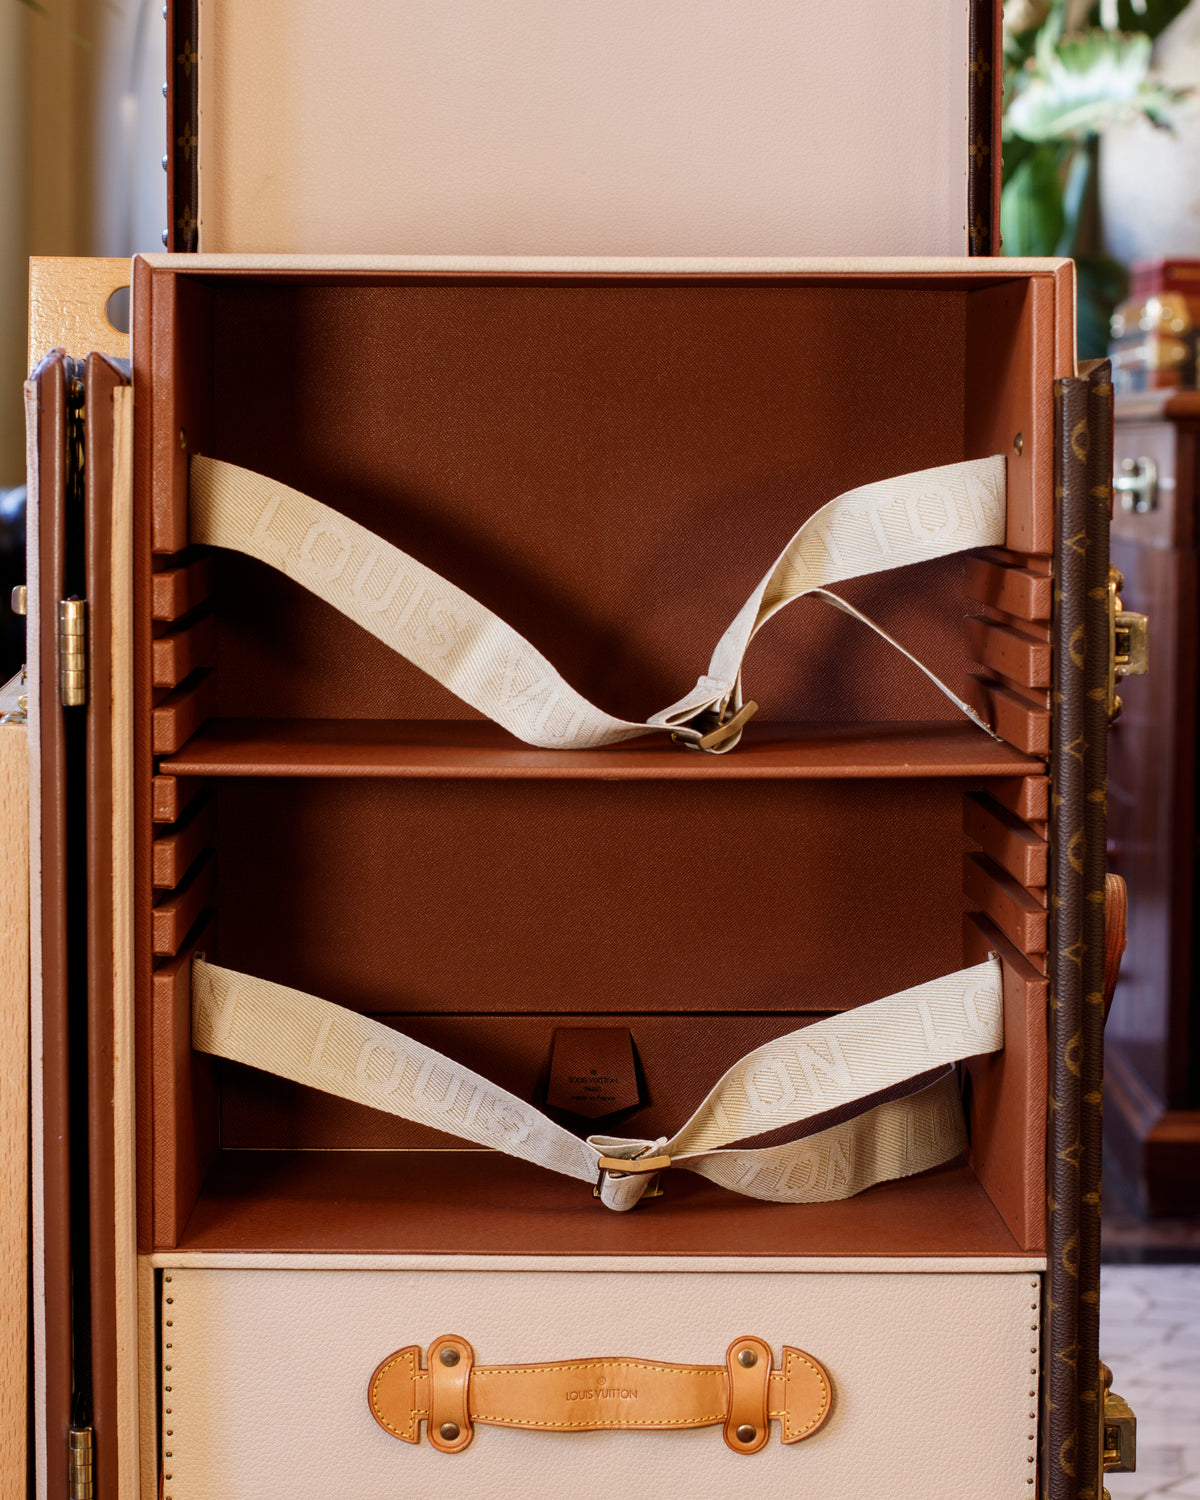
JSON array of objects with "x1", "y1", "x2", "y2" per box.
[
  {"x1": 189, "y1": 454, "x2": 1007, "y2": 752},
  {"x1": 193, "y1": 957, "x2": 1003, "y2": 1211}
]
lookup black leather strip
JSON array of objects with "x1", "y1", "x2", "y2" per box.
[
  {"x1": 168, "y1": 0, "x2": 199, "y2": 252},
  {"x1": 967, "y1": 0, "x2": 999, "y2": 255}
]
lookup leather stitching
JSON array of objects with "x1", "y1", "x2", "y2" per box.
[
  {"x1": 475, "y1": 1413, "x2": 726, "y2": 1429},
  {"x1": 481, "y1": 1360, "x2": 713, "y2": 1377},
  {"x1": 781, "y1": 1349, "x2": 829, "y2": 1441},
  {"x1": 473, "y1": 1361, "x2": 724, "y2": 1428},
  {"x1": 369, "y1": 1352, "x2": 427, "y2": 1440}
]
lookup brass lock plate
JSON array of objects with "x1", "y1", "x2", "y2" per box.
[
  {"x1": 1107, "y1": 566, "x2": 1149, "y2": 721},
  {"x1": 1100, "y1": 1361, "x2": 1137, "y2": 1478}
]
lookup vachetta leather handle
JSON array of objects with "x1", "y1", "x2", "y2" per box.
[
  {"x1": 368, "y1": 1335, "x2": 832, "y2": 1455},
  {"x1": 1103, "y1": 872, "x2": 1128, "y2": 1022}
]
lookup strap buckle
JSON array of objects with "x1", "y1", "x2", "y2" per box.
[
  {"x1": 592, "y1": 1152, "x2": 671, "y2": 1200},
  {"x1": 671, "y1": 699, "x2": 758, "y2": 754}
]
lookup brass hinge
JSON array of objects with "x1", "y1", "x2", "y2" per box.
[
  {"x1": 1107, "y1": 566, "x2": 1149, "y2": 721},
  {"x1": 68, "y1": 1425, "x2": 94, "y2": 1500},
  {"x1": 1099, "y1": 1361, "x2": 1136, "y2": 1496},
  {"x1": 59, "y1": 597, "x2": 87, "y2": 707}
]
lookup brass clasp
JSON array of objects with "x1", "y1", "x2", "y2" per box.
[
  {"x1": 1100, "y1": 1361, "x2": 1136, "y2": 1487},
  {"x1": 1107, "y1": 567, "x2": 1148, "y2": 722}
]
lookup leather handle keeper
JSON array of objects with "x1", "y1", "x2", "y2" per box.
[{"x1": 368, "y1": 1336, "x2": 832, "y2": 1454}]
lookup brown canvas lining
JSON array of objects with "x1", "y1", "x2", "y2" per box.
[{"x1": 129, "y1": 263, "x2": 1060, "y2": 1258}]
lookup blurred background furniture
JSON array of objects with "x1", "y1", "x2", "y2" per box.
[{"x1": 1107, "y1": 382, "x2": 1200, "y2": 1215}]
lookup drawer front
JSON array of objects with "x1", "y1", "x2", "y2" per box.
[{"x1": 160, "y1": 1265, "x2": 1039, "y2": 1500}]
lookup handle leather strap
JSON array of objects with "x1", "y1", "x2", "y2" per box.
[
  {"x1": 368, "y1": 1336, "x2": 832, "y2": 1454},
  {"x1": 192, "y1": 956, "x2": 1003, "y2": 1210},
  {"x1": 1103, "y1": 872, "x2": 1128, "y2": 1022},
  {"x1": 189, "y1": 453, "x2": 1006, "y2": 752}
]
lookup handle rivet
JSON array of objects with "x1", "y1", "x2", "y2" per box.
[
  {"x1": 736, "y1": 1424, "x2": 756, "y2": 1444},
  {"x1": 737, "y1": 1349, "x2": 757, "y2": 1368},
  {"x1": 440, "y1": 1348, "x2": 460, "y2": 1367},
  {"x1": 439, "y1": 1423, "x2": 460, "y2": 1442},
  {"x1": 1013, "y1": 432, "x2": 1024, "y2": 455}
]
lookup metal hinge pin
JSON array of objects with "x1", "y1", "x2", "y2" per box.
[
  {"x1": 68, "y1": 1425, "x2": 94, "y2": 1500},
  {"x1": 59, "y1": 597, "x2": 86, "y2": 707}
]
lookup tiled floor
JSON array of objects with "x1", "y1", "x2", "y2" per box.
[{"x1": 1101, "y1": 1266, "x2": 1200, "y2": 1499}]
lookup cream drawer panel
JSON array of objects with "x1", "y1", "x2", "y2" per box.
[{"x1": 161, "y1": 1265, "x2": 1039, "y2": 1500}]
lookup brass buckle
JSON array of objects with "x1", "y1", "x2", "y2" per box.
[
  {"x1": 671, "y1": 700, "x2": 759, "y2": 754},
  {"x1": 592, "y1": 1152, "x2": 671, "y2": 1201},
  {"x1": 1107, "y1": 566, "x2": 1148, "y2": 722}
]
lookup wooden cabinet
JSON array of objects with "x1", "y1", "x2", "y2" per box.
[{"x1": 1108, "y1": 391, "x2": 1200, "y2": 1214}]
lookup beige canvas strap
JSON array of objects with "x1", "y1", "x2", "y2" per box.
[
  {"x1": 189, "y1": 454, "x2": 1006, "y2": 751},
  {"x1": 192, "y1": 957, "x2": 1002, "y2": 1210}
]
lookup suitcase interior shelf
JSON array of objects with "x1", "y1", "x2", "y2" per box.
[{"x1": 133, "y1": 265, "x2": 1061, "y2": 1260}]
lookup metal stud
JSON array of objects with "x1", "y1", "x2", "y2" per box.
[
  {"x1": 439, "y1": 1423, "x2": 460, "y2": 1442},
  {"x1": 439, "y1": 1347, "x2": 460, "y2": 1367},
  {"x1": 737, "y1": 1349, "x2": 757, "y2": 1368},
  {"x1": 736, "y1": 1424, "x2": 756, "y2": 1444},
  {"x1": 1013, "y1": 432, "x2": 1024, "y2": 456}
]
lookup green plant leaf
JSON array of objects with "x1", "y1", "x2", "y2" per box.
[
  {"x1": 1000, "y1": 145, "x2": 1067, "y2": 256},
  {"x1": 1113, "y1": 0, "x2": 1193, "y2": 39},
  {"x1": 1075, "y1": 254, "x2": 1130, "y2": 358},
  {"x1": 1006, "y1": 26, "x2": 1187, "y2": 140}
]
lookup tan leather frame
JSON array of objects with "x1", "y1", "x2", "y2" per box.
[{"x1": 368, "y1": 1336, "x2": 831, "y2": 1454}]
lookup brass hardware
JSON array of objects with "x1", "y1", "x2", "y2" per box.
[
  {"x1": 672, "y1": 700, "x2": 760, "y2": 754},
  {"x1": 737, "y1": 1349, "x2": 758, "y2": 1368},
  {"x1": 1, "y1": 666, "x2": 26, "y2": 727},
  {"x1": 1013, "y1": 432, "x2": 1023, "y2": 456},
  {"x1": 59, "y1": 597, "x2": 87, "y2": 707},
  {"x1": 1100, "y1": 1362, "x2": 1136, "y2": 1476},
  {"x1": 596, "y1": 1153, "x2": 671, "y2": 1177},
  {"x1": 68, "y1": 1426, "x2": 94, "y2": 1500},
  {"x1": 10, "y1": 585, "x2": 26, "y2": 616},
  {"x1": 1107, "y1": 567, "x2": 1148, "y2": 721},
  {"x1": 440, "y1": 1347, "x2": 460, "y2": 1367},
  {"x1": 439, "y1": 1423, "x2": 461, "y2": 1442},
  {"x1": 1114, "y1": 455, "x2": 1158, "y2": 514},
  {"x1": 735, "y1": 1425, "x2": 756, "y2": 1444},
  {"x1": 593, "y1": 1151, "x2": 668, "y2": 1201}
]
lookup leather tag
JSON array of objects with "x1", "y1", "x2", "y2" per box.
[{"x1": 546, "y1": 1028, "x2": 641, "y2": 1119}]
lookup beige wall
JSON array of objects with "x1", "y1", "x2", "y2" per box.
[{"x1": 0, "y1": 0, "x2": 164, "y2": 483}]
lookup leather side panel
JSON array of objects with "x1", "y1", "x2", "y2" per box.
[
  {"x1": 29, "y1": 351, "x2": 72, "y2": 1500},
  {"x1": 84, "y1": 353, "x2": 131, "y2": 1500}
]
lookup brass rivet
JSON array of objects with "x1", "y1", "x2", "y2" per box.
[
  {"x1": 736, "y1": 1424, "x2": 756, "y2": 1444},
  {"x1": 737, "y1": 1349, "x2": 757, "y2": 1367},
  {"x1": 439, "y1": 1423, "x2": 460, "y2": 1442},
  {"x1": 440, "y1": 1347, "x2": 460, "y2": 1367},
  {"x1": 179, "y1": 429, "x2": 187, "y2": 451},
  {"x1": 1013, "y1": 432, "x2": 1024, "y2": 455}
]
